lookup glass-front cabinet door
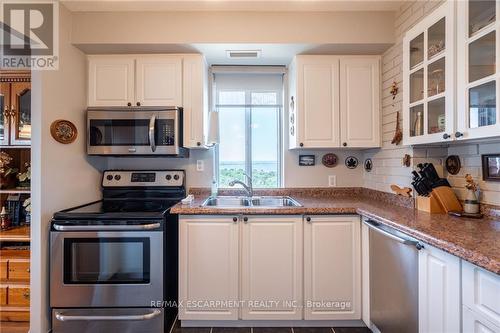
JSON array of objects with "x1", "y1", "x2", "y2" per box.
[
  {"x1": 403, "y1": 1, "x2": 455, "y2": 145},
  {"x1": 0, "y1": 82, "x2": 11, "y2": 146},
  {"x1": 10, "y1": 82, "x2": 31, "y2": 145},
  {"x1": 457, "y1": 0, "x2": 500, "y2": 140}
]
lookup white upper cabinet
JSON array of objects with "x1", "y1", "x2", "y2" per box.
[
  {"x1": 303, "y1": 215, "x2": 361, "y2": 320},
  {"x1": 182, "y1": 54, "x2": 208, "y2": 148},
  {"x1": 88, "y1": 54, "x2": 209, "y2": 148},
  {"x1": 135, "y1": 56, "x2": 182, "y2": 107},
  {"x1": 288, "y1": 55, "x2": 380, "y2": 149},
  {"x1": 240, "y1": 216, "x2": 303, "y2": 320},
  {"x1": 178, "y1": 216, "x2": 239, "y2": 320},
  {"x1": 289, "y1": 56, "x2": 340, "y2": 148},
  {"x1": 88, "y1": 56, "x2": 135, "y2": 107},
  {"x1": 418, "y1": 243, "x2": 461, "y2": 333},
  {"x1": 340, "y1": 57, "x2": 381, "y2": 148},
  {"x1": 403, "y1": 1, "x2": 455, "y2": 145},
  {"x1": 456, "y1": 0, "x2": 500, "y2": 140}
]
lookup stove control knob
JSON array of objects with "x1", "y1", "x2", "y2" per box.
[
  {"x1": 174, "y1": 174, "x2": 180, "y2": 181},
  {"x1": 114, "y1": 175, "x2": 121, "y2": 181},
  {"x1": 166, "y1": 175, "x2": 172, "y2": 180},
  {"x1": 106, "y1": 174, "x2": 113, "y2": 181}
]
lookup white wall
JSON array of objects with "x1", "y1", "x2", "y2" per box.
[
  {"x1": 71, "y1": 11, "x2": 395, "y2": 45},
  {"x1": 31, "y1": 5, "x2": 105, "y2": 332},
  {"x1": 284, "y1": 149, "x2": 364, "y2": 187},
  {"x1": 363, "y1": 0, "x2": 445, "y2": 193}
]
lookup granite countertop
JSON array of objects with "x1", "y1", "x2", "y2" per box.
[{"x1": 171, "y1": 188, "x2": 500, "y2": 275}]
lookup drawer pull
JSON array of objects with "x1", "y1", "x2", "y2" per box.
[{"x1": 23, "y1": 290, "x2": 30, "y2": 299}]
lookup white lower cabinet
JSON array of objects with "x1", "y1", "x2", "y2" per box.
[
  {"x1": 463, "y1": 305, "x2": 500, "y2": 333},
  {"x1": 240, "y1": 216, "x2": 303, "y2": 320},
  {"x1": 303, "y1": 215, "x2": 361, "y2": 320},
  {"x1": 179, "y1": 216, "x2": 239, "y2": 320},
  {"x1": 418, "y1": 243, "x2": 461, "y2": 333},
  {"x1": 180, "y1": 214, "x2": 362, "y2": 322},
  {"x1": 462, "y1": 261, "x2": 500, "y2": 329}
]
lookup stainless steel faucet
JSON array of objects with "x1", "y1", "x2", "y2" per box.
[{"x1": 228, "y1": 172, "x2": 253, "y2": 197}]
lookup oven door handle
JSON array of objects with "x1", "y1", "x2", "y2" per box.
[
  {"x1": 149, "y1": 114, "x2": 156, "y2": 152},
  {"x1": 52, "y1": 222, "x2": 161, "y2": 231},
  {"x1": 55, "y1": 309, "x2": 162, "y2": 322}
]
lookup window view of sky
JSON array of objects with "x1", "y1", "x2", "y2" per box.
[{"x1": 217, "y1": 90, "x2": 281, "y2": 188}]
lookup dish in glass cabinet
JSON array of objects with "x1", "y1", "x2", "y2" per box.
[{"x1": 50, "y1": 119, "x2": 78, "y2": 144}]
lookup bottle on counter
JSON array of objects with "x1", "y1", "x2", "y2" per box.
[{"x1": 0, "y1": 206, "x2": 12, "y2": 230}]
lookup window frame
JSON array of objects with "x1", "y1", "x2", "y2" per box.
[{"x1": 212, "y1": 70, "x2": 284, "y2": 189}]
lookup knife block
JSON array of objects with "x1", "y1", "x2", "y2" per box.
[{"x1": 417, "y1": 193, "x2": 445, "y2": 213}]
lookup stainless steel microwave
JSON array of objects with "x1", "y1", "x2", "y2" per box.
[{"x1": 87, "y1": 107, "x2": 187, "y2": 156}]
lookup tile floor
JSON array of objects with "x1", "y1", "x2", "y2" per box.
[{"x1": 173, "y1": 323, "x2": 372, "y2": 333}]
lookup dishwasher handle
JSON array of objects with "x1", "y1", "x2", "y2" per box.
[{"x1": 364, "y1": 219, "x2": 424, "y2": 250}]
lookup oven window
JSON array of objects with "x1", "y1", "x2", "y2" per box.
[
  {"x1": 89, "y1": 119, "x2": 150, "y2": 146},
  {"x1": 64, "y1": 238, "x2": 150, "y2": 284}
]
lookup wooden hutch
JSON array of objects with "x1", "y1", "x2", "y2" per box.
[{"x1": 0, "y1": 70, "x2": 31, "y2": 331}]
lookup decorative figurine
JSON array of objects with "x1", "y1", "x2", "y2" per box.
[
  {"x1": 390, "y1": 81, "x2": 399, "y2": 100},
  {"x1": 391, "y1": 112, "x2": 403, "y2": 145},
  {"x1": 464, "y1": 174, "x2": 480, "y2": 214}
]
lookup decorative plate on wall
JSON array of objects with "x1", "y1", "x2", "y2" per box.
[
  {"x1": 50, "y1": 119, "x2": 78, "y2": 144},
  {"x1": 345, "y1": 156, "x2": 359, "y2": 169},
  {"x1": 322, "y1": 153, "x2": 338, "y2": 168},
  {"x1": 445, "y1": 155, "x2": 461, "y2": 175},
  {"x1": 364, "y1": 158, "x2": 373, "y2": 172}
]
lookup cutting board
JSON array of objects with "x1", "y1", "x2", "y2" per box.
[{"x1": 432, "y1": 186, "x2": 463, "y2": 213}]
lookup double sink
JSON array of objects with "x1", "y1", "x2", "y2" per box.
[{"x1": 202, "y1": 196, "x2": 302, "y2": 208}]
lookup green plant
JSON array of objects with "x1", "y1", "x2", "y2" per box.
[{"x1": 219, "y1": 168, "x2": 278, "y2": 188}]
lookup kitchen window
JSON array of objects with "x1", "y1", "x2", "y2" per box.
[{"x1": 213, "y1": 68, "x2": 284, "y2": 188}]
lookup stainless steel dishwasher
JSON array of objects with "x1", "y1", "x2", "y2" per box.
[{"x1": 364, "y1": 218, "x2": 424, "y2": 333}]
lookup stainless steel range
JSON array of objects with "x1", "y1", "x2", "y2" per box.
[{"x1": 50, "y1": 170, "x2": 185, "y2": 333}]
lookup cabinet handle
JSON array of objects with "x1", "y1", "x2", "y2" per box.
[
  {"x1": 23, "y1": 290, "x2": 30, "y2": 299},
  {"x1": 127, "y1": 102, "x2": 132, "y2": 107},
  {"x1": 454, "y1": 132, "x2": 463, "y2": 138},
  {"x1": 299, "y1": 143, "x2": 304, "y2": 147},
  {"x1": 306, "y1": 217, "x2": 311, "y2": 223},
  {"x1": 3, "y1": 105, "x2": 10, "y2": 118},
  {"x1": 197, "y1": 142, "x2": 201, "y2": 146},
  {"x1": 9, "y1": 107, "x2": 16, "y2": 117},
  {"x1": 442, "y1": 133, "x2": 451, "y2": 139},
  {"x1": 232, "y1": 217, "x2": 238, "y2": 222},
  {"x1": 136, "y1": 102, "x2": 141, "y2": 106},
  {"x1": 243, "y1": 217, "x2": 248, "y2": 223},
  {"x1": 343, "y1": 142, "x2": 347, "y2": 147}
]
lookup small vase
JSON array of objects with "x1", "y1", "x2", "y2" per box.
[{"x1": 464, "y1": 189, "x2": 480, "y2": 214}]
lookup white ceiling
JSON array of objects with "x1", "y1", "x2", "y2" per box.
[
  {"x1": 76, "y1": 43, "x2": 393, "y2": 65},
  {"x1": 62, "y1": 0, "x2": 406, "y2": 12}
]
